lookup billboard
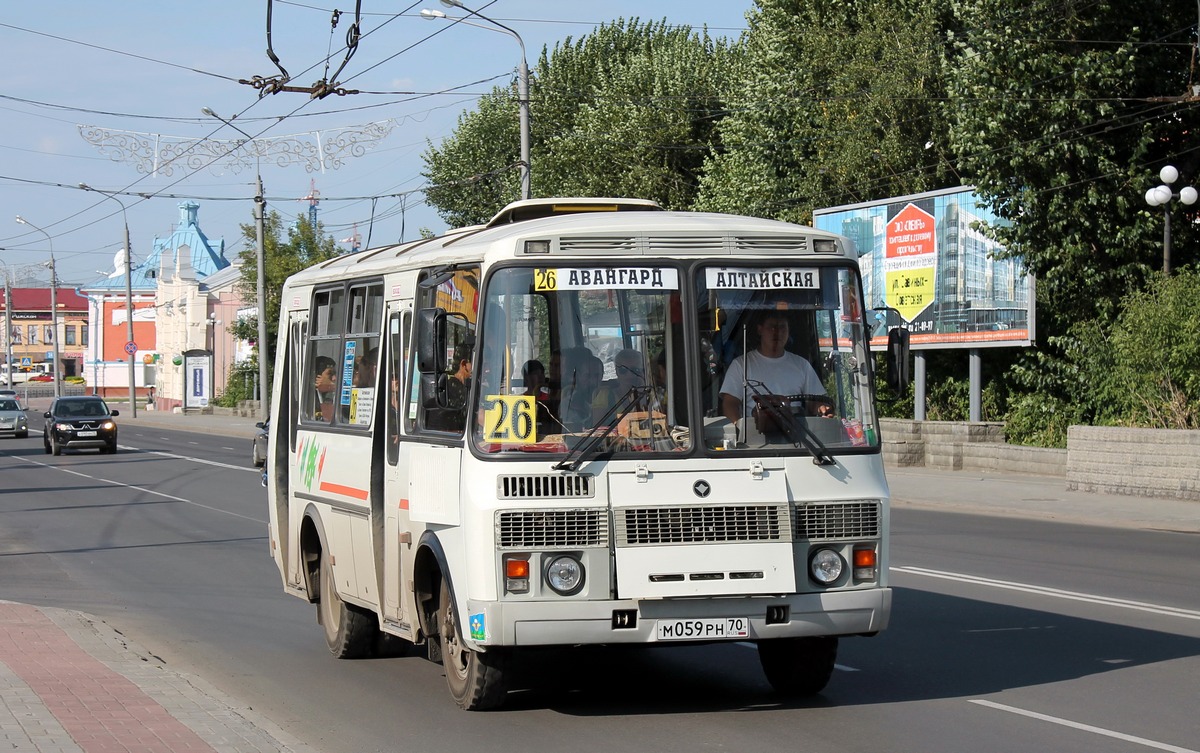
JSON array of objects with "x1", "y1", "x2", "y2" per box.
[{"x1": 814, "y1": 186, "x2": 1035, "y2": 350}]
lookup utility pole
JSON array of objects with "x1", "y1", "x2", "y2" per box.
[
  {"x1": 2, "y1": 269, "x2": 11, "y2": 390},
  {"x1": 202, "y1": 108, "x2": 270, "y2": 420},
  {"x1": 14, "y1": 215, "x2": 61, "y2": 398},
  {"x1": 80, "y1": 184, "x2": 138, "y2": 416}
]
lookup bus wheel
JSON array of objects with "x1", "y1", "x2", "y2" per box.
[
  {"x1": 436, "y1": 579, "x2": 509, "y2": 710},
  {"x1": 757, "y1": 636, "x2": 838, "y2": 696},
  {"x1": 318, "y1": 550, "x2": 377, "y2": 659}
]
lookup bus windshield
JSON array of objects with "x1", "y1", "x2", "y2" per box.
[
  {"x1": 472, "y1": 265, "x2": 688, "y2": 455},
  {"x1": 470, "y1": 261, "x2": 878, "y2": 457}
]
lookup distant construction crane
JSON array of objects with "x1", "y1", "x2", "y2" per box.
[
  {"x1": 340, "y1": 224, "x2": 362, "y2": 254},
  {"x1": 301, "y1": 179, "x2": 320, "y2": 227}
]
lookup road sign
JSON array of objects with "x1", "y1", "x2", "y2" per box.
[
  {"x1": 20, "y1": 357, "x2": 31, "y2": 367},
  {"x1": 124, "y1": 341, "x2": 139, "y2": 356}
]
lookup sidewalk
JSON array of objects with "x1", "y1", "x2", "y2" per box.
[
  {"x1": 3, "y1": 411, "x2": 1195, "y2": 752},
  {"x1": 0, "y1": 601, "x2": 316, "y2": 753}
]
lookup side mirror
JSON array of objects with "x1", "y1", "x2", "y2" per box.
[
  {"x1": 886, "y1": 328, "x2": 910, "y2": 394},
  {"x1": 416, "y1": 307, "x2": 448, "y2": 375}
]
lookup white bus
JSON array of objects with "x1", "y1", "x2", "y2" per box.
[{"x1": 265, "y1": 198, "x2": 909, "y2": 710}]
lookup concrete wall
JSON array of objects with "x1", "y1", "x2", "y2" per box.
[
  {"x1": 881, "y1": 419, "x2": 1200, "y2": 501},
  {"x1": 1066, "y1": 425, "x2": 1200, "y2": 500}
]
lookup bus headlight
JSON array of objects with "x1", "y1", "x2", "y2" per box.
[
  {"x1": 809, "y1": 549, "x2": 844, "y2": 585},
  {"x1": 544, "y1": 555, "x2": 584, "y2": 595}
]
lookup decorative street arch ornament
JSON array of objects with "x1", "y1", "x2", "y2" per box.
[{"x1": 77, "y1": 120, "x2": 396, "y2": 177}]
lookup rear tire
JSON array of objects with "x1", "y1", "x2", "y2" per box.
[
  {"x1": 758, "y1": 636, "x2": 838, "y2": 696},
  {"x1": 318, "y1": 550, "x2": 377, "y2": 659},
  {"x1": 436, "y1": 578, "x2": 509, "y2": 710}
]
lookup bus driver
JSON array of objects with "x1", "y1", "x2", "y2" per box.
[{"x1": 719, "y1": 310, "x2": 831, "y2": 426}]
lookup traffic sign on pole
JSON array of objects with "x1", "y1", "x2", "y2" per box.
[{"x1": 124, "y1": 341, "x2": 139, "y2": 356}]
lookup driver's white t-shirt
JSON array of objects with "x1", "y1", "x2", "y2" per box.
[{"x1": 720, "y1": 350, "x2": 824, "y2": 418}]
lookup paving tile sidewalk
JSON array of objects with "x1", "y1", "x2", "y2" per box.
[{"x1": 0, "y1": 601, "x2": 315, "y2": 753}]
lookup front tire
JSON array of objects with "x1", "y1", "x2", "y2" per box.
[
  {"x1": 435, "y1": 578, "x2": 509, "y2": 710},
  {"x1": 758, "y1": 636, "x2": 838, "y2": 696},
  {"x1": 318, "y1": 549, "x2": 377, "y2": 659},
  {"x1": 51, "y1": 435, "x2": 62, "y2": 456}
]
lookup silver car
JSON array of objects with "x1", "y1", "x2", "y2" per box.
[{"x1": 0, "y1": 397, "x2": 29, "y2": 438}]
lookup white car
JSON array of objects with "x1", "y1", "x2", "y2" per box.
[{"x1": 0, "y1": 397, "x2": 29, "y2": 438}]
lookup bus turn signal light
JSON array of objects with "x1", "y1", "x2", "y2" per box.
[
  {"x1": 506, "y1": 557, "x2": 530, "y2": 593},
  {"x1": 853, "y1": 547, "x2": 877, "y2": 581}
]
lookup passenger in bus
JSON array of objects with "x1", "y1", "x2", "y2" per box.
[
  {"x1": 719, "y1": 311, "x2": 830, "y2": 426},
  {"x1": 313, "y1": 355, "x2": 337, "y2": 422},
  {"x1": 521, "y1": 359, "x2": 555, "y2": 434},
  {"x1": 558, "y1": 348, "x2": 602, "y2": 432},
  {"x1": 446, "y1": 343, "x2": 473, "y2": 409},
  {"x1": 426, "y1": 343, "x2": 473, "y2": 432},
  {"x1": 353, "y1": 347, "x2": 378, "y2": 388}
]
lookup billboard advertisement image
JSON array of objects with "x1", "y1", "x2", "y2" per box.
[{"x1": 814, "y1": 187, "x2": 1035, "y2": 350}]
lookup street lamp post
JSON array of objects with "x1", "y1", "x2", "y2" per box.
[
  {"x1": 424, "y1": 1, "x2": 530, "y2": 199},
  {"x1": 1144, "y1": 165, "x2": 1198, "y2": 275},
  {"x1": 0, "y1": 261, "x2": 12, "y2": 390},
  {"x1": 13, "y1": 216, "x2": 61, "y2": 398},
  {"x1": 80, "y1": 184, "x2": 138, "y2": 417},
  {"x1": 202, "y1": 107, "x2": 269, "y2": 421}
]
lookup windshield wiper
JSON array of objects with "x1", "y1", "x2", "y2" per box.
[
  {"x1": 744, "y1": 381, "x2": 835, "y2": 466},
  {"x1": 552, "y1": 386, "x2": 656, "y2": 472}
]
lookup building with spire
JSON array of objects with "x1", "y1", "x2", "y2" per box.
[{"x1": 80, "y1": 201, "x2": 250, "y2": 410}]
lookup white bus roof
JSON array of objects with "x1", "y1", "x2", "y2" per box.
[{"x1": 285, "y1": 199, "x2": 852, "y2": 290}]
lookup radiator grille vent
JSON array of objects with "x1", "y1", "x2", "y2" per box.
[
  {"x1": 733, "y1": 236, "x2": 809, "y2": 253},
  {"x1": 557, "y1": 237, "x2": 638, "y2": 254},
  {"x1": 795, "y1": 501, "x2": 881, "y2": 541},
  {"x1": 497, "y1": 509, "x2": 609, "y2": 549},
  {"x1": 497, "y1": 474, "x2": 594, "y2": 500},
  {"x1": 617, "y1": 504, "x2": 790, "y2": 545}
]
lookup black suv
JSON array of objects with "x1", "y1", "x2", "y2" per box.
[{"x1": 43, "y1": 396, "x2": 119, "y2": 455}]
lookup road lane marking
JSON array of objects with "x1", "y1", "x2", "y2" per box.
[
  {"x1": 135, "y1": 448, "x2": 258, "y2": 472},
  {"x1": 971, "y1": 700, "x2": 1199, "y2": 753},
  {"x1": 6, "y1": 455, "x2": 267, "y2": 524},
  {"x1": 894, "y1": 566, "x2": 1200, "y2": 621}
]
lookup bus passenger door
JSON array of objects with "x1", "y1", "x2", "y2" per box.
[{"x1": 382, "y1": 305, "x2": 415, "y2": 631}]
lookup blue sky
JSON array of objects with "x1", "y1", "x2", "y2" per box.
[{"x1": 0, "y1": 1, "x2": 753, "y2": 287}]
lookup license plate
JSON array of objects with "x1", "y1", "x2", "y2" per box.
[
  {"x1": 656, "y1": 617, "x2": 750, "y2": 641},
  {"x1": 76, "y1": 430, "x2": 97, "y2": 437}
]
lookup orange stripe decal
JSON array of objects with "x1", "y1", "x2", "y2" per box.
[{"x1": 319, "y1": 481, "x2": 370, "y2": 500}]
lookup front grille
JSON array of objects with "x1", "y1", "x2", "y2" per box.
[
  {"x1": 497, "y1": 474, "x2": 594, "y2": 500},
  {"x1": 617, "y1": 504, "x2": 790, "y2": 545},
  {"x1": 497, "y1": 509, "x2": 609, "y2": 549},
  {"x1": 795, "y1": 501, "x2": 881, "y2": 541}
]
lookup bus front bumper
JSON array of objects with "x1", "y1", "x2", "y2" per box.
[{"x1": 465, "y1": 587, "x2": 891, "y2": 647}]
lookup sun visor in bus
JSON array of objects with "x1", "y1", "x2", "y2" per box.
[{"x1": 486, "y1": 197, "x2": 664, "y2": 226}]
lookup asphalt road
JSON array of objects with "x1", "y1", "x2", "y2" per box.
[{"x1": 1, "y1": 418, "x2": 1197, "y2": 753}]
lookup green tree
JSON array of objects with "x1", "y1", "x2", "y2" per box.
[
  {"x1": 424, "y1": 18, "x2": 737, "y2": 227},
  {"x1": 945, "y1": 0, "x2": 1198, "y2": 440},
  {"x1": 230, "y1": 212, "x2": 340, "y2": 391},
  {"x1": 945, "y1": 0, "x2": 1198, "y2": 335},
  {"x1": 696, "y1": 0, "x2": 958, "y2": 223}
]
